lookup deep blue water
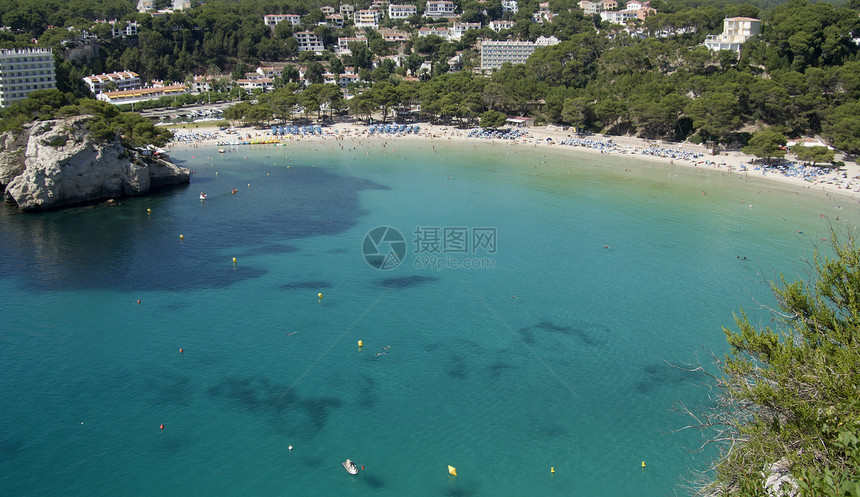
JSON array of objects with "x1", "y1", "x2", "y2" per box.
[{"x1": 1, "y1": 138, "x2": 855, "y2": 496}]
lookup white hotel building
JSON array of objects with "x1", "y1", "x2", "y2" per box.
[
  {"x1": 0, "y1": 48, "x2": 57, "y2": 108},
  {"x1": 479, "y1": 37, "x2": 559, "y2": 70}
]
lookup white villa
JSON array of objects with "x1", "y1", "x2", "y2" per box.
[
  {"x1": 264, "y1": 14, "x2": 302, "y2": 29},
  {"x1": 294, "y1": 31, "x2": 325, "y2": 52},
  {"x1": 96, "y1": 84, "x2": 189, "y2": 105},
  {"x1": 354, "y1": 9, "x2": 381, "y2": 29},
  {"x1": 479, "y1": 37, "x2": 559, "y2": 70},
  {"x1": 388, "y1": 4, "x2": 418, "y2": 19},
  {"x1": 425, "y1": 0, "x2": 456, "y2": 19},
  {"x1": 704, "y1": 16, "x2": 761, "y2": 51},
  {"x1": 336, "y1": 36, "x2": 368, "y2": 55},
  {"x1": 83, "y1": 70, "x2": 141, "y2": 94},
  {"x1": 489, "y1": 20, "x2": 515, "y2": 32}
]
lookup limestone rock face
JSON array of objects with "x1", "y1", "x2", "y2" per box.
[
  {"x1": 0, "y1": 130, "x2": 28, "y2": 187},
  {"x1": 1, "y1": 116, "x2": 189, "y2": 212}
]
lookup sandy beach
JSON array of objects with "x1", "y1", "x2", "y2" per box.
[{"x1": 164, "y1": 120, "x2": 860, "y2": 202}]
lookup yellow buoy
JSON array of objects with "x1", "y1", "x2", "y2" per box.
[
  {"x1": 147, "y1": 208, "x2": 151, "y2": 214},
  {"x1": 318, "y1": 292, "x2": 323, "y2": 299},
  {"x1": 358, "y1": 340, "x2": 363, "y2": 348},
  {"x1": 550, "y1": 467, "x2": 555, "y2": 474},
  {"x1": 448, "y1": 465, "x2": 457, "y2": 476},
  {"x1": 641, "y1": 461, "x2": 646, "y2": 468},
  {"x1": 232, "y1": 257, "x2": 237, "y2": 264},
  {"x1": 179, "y1": 234, "x2": 184, "y2": 241}
]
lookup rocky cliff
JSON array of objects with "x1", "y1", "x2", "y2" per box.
[{"x1": 0, "y1": 115, "x2": 189, "y2": 212}]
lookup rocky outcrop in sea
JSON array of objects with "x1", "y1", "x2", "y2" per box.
[{"x1": 0, "y1": 115, "x2": 190, "y2": 212}]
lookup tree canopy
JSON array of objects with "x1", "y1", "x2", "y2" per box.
[
  {"x1": 0, "y1": 89, "x2": 172, "y2": 148},
  {"x1": 702, "y1": 235, "x2": 860, "y2": 496}
]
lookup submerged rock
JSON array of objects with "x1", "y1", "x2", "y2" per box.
[{"x1": 0, "y1": 116, "x2": 189, "y2": 212}]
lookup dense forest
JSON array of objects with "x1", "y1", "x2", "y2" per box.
[{"x1": 1, "y1": 0, "x2": 859, "y2": 155}]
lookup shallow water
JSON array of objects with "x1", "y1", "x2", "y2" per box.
[{"x1": 1, "y1": 138, "x2": 856, "y2": 496}]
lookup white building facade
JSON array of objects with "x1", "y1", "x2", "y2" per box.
[
  {"x1": 501, "y1": 0, "x2": 518, "y2": 14},
  {"x1": 479, "y1": 39, "x2": 558, "y2": 70},
  {"x1": 450, "y1": 22, "x2": 481, "y2": 40},
  {"x1": 599, "y1": 10, "x2": 637, "y2": 23},
  {"x1": 336, "y1": 36, "x2": 368, "y2": 55},
  {"x1": 704, "y1": 17, "x2": 761, "y2": 52},
  {"x1": 388, "y1": 4, "x2": 418, "y2": 19},
  {"x1": 294, "y1": 31, "x2": 325, "y2": 52},
  {"x1": 354, "y1": 9, "x2": 381, "y2": 28},
  {"x1": 0, "y1": 48, "x2": 56, "y2": 108},
  {"x1": 489, "y1": 20, "x2": 515, "y2": 31},
  {"x1": 82, "y1": 70, "x2": 141, "y2": 95},
  {"x1": 264, "y1": 14, "x2": 302, "y2": 29}
]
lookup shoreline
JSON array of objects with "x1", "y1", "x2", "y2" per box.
[{"x1": 164, "y1": 122, "x2": 860, "y2": 202}]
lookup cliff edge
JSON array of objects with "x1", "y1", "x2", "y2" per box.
[{"x1": 0, "y1": 115, "x2": 189, "y2": 212}]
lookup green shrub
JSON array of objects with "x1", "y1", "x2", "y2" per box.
[{"x1": 47, "y1": 136, "x2": 67, "y2": 147}]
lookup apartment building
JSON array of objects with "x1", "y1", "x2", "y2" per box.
[
  {"x1": 294, "y1": 31, "x2": 325, "y2": 52},
  {"x1": 264, "y1": 14, "x2": 302, "y2": 29},
  {"x1": 425, "y1": 0, "x2": 456, "y2": 19},
  {"x1": 82, "y1": 70, "x2": 141, "y2": 95},
  {"x1": 0, "y1": 48, "x2": 57, "y2": 108}
]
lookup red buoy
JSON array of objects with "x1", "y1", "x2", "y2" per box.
[
  {"x1": 160, "y1": 424, "x2": 164, "y2": 430},
  {"x1": 179, "y1": 348, "x2": 183, "y2": 354},
  {"x1": 136, "y1": 299, "x2": 141, "y2": 304}
]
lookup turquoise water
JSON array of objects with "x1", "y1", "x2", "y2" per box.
[{"x1": 1, "y1": 138, "x2": 856, "y2": 496}]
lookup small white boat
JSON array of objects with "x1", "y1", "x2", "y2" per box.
[
  {"x1": 199, "y1": 193, "x2": 207, "y2": 200},
  {"x1": 342, "y1": 459, "x2": 359, "y2": 475}
]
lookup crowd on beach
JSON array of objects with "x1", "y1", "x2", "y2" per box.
[
  {"x1": 170, "y1": 130, "x2": 221, "y2": 145},
  {"x1": 558, "y1": 136, "x2": 621, "y2": 153},
  {"x1": 165, "y1": 122, "x2": 860, "y2": 196},
  {"x1": 639, "y1": 145, "x2": 704, "y2": 161},
  {"x1": 748, "y1": 161, "x2": 852, "y2": 186},
  {"x1": 465, "y1": 128, "x2": 527, "y2": 140}
]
